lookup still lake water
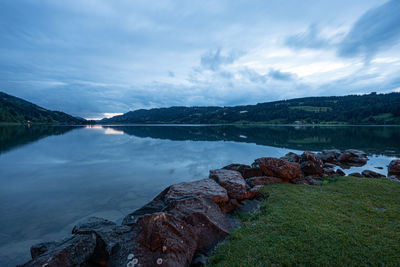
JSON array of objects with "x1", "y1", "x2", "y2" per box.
[{"x1": 0, "y1": 124, "x2": 399, "y2": 266}]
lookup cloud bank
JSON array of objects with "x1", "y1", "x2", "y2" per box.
[{"x1": 0, "y1": 0, "x2": 399, "y2": 118}]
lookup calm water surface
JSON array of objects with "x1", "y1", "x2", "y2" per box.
[{"x1": 0, "y1": 125, "x2": 399, "y2": 266}]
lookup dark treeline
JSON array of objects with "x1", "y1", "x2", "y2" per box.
[
  {"x1": 102, "y1": 92, "x2": 400, "y2": 125},
  {"x1": 0, "y1": 91, "x2": 86, "y2": 124}
]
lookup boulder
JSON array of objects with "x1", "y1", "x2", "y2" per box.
[
  {"x1": 164, "y1": 196, "x2": 232, "y2": 251},
  {"x1": 316, "y1": 149, "x2": 341, "y2": 163},
  {"x1": 123, "y1": 179, "x2": 229, "y2": 225},
  {"x1": 72, "y1": 217, "x2": 132, "y2": 260},
  {"x1": 388, "y1": 160, "x2": 400, "y2": 177},
  {"x1": 135, "y1": 212, "x2": 198, "y2": 267},
  {"x1": 164, "y1": 179, "x2": 229, "y2": 206},
  {"x1": 252, "y1": 157, "x2": 303, "y2": 181},
  {"x1": 19, "y1": 234, "x2": 98, "y2": 267},
  {"x1": 209, "y1": 169, "x2": 248, "y2": 200},
  {"x1": 223, "y1": 163, "x2": 263, "y2": 178},
  {"x1": 246, "y1": 176, "x2": 283, "y2": 187},
  {"x1": 336, "y1": 169, "x2": 346, "y2": 176},
  {"x1": 337, "y1": 149, "x2": 368, "y2": 166},
  {"x1": 299, "y1": 151, "x2": 324, "y2": 176},
  {"x1": 361, "y1": 170, "x2": 385, "y2": 178},
  {"x1": 280, "y1": 152, "x2": 300, "y2": 163}
]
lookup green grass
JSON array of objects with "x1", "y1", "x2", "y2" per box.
[{"x1": 209, "y1": 177, "x2": 400, "y2": 266}]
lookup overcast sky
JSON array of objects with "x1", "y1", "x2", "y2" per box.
[{"x1": 1, "y1": 0, "x2": 400, "y2": 119}]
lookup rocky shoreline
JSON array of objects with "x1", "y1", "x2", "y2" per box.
[{"x1": 20, "y1": 150, "x2": 400, "y2": 267}]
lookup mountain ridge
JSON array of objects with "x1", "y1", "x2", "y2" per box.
[
  {"x1": 101, "y1": 92, "x2": 400, "y2": 125},
  {"x1": 0, "y1": 91, "x2": 86, "y2": 124}
]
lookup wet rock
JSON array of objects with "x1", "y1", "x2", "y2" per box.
[
  {"x1": 338, "y1": 149, "x2": 368, "y2": 166},
  {"x1": 20, "y1": 234, "x2": 98, "y2": 267},
  {"x1": 135, "y1": 212, "x2": 198, "y2": 267},
  {"x1": 209, "y1": 169, "x2": 248, "y2": 200},
  {"x1": 323, "y1": 167, "x2": 337, "y2": 177},
  {"x1": 252, "y1": 157, "x2": 303, "y2": 181},
  {"x1": 361, "y1": 170, "x2": 385, "y2": 178},
  {"x1": 165, "y1": 196, "x2": 232, "y2": 251},
  {"x1": 280, "y1": 152, "x2": 300, "y2": 163},
  {"x1": 246, "y1": 176, "x2": 283, "y2": 187},
  {"x1": 348, "y1": 172, "x2": 363, "y2": 178},
  {"x1": 300, "y1": 151, "x2": 324, "y2": 176},
  {"x1": 388, "y1": 160, "x2": 400, "y2": 177}
]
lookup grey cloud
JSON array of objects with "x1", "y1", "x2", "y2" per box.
[
  {"x1": 268, "y1": 69, "x2": 295, "y2": 81},
  {"x1": 240, "y1": 68, "x2": 268, "y2": 84},
  {"x1": 338, "y1": 0, "x2": 400, "y2": 60},
  {"x1": 285, "y1": 24, "x2": 332, "y2": 50},
  {"x1": 200, "y1": 48, "x2": 242, "y2": 71}
]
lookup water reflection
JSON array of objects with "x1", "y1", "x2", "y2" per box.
[
  {"x1": 0, "y1": 125, "x2": 81, "y2": 155},
  {"x1": 104, "y1": 125, "x2": 400, "y2": 156},
  {"x1": 0, "y1": 124, "x2": 399, "y2": 266}
]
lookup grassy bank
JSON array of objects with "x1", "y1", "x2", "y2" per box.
[{"x1": 210, "y1": 177, "x2": 400, "y2": 266}]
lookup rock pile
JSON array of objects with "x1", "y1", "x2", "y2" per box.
[{"x1": 19, "y1": 150, "x2": 398, "y2": 267}]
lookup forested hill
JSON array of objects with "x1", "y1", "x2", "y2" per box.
[
  {"x1": 102, "y1": 92, "x2": 400, "y2": 125},
  {"x1": 0, "y1": 91, "x2": 86, "y2": 124}
]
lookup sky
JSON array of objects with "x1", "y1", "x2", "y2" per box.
[{"x1": 1, "y1": 0, "x2": 400, "y2": 119}]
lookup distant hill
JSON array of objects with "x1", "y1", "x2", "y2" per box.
[
  {"x1": 101, "y1": 92, "x2": 400, "y2": 125},
  {"x1": 0, "y1": 91, "x2": 86, "y2": 124}
]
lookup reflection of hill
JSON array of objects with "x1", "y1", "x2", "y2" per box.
[
  {"x1": 0, "y1": 125, "x2": 80, "y2": 154},
  {"x1": 108, "y1": 125, "x2": 400, "y2": 156}
]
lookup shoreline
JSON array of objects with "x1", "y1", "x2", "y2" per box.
[{"x1": 19, "y1": 149, "x2": 400, "y2": 267}]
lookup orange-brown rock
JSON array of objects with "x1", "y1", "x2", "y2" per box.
[
  {"x1": 252, "y1": 157, "x2": 303, "y2": 180},
  {"x1": 209, "y1": 169, "x2": 247, "y2": 200}
]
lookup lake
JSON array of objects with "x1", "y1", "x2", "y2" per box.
[{"x1": 0, "y1": 124, "x2": 399, "y2": 266}]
